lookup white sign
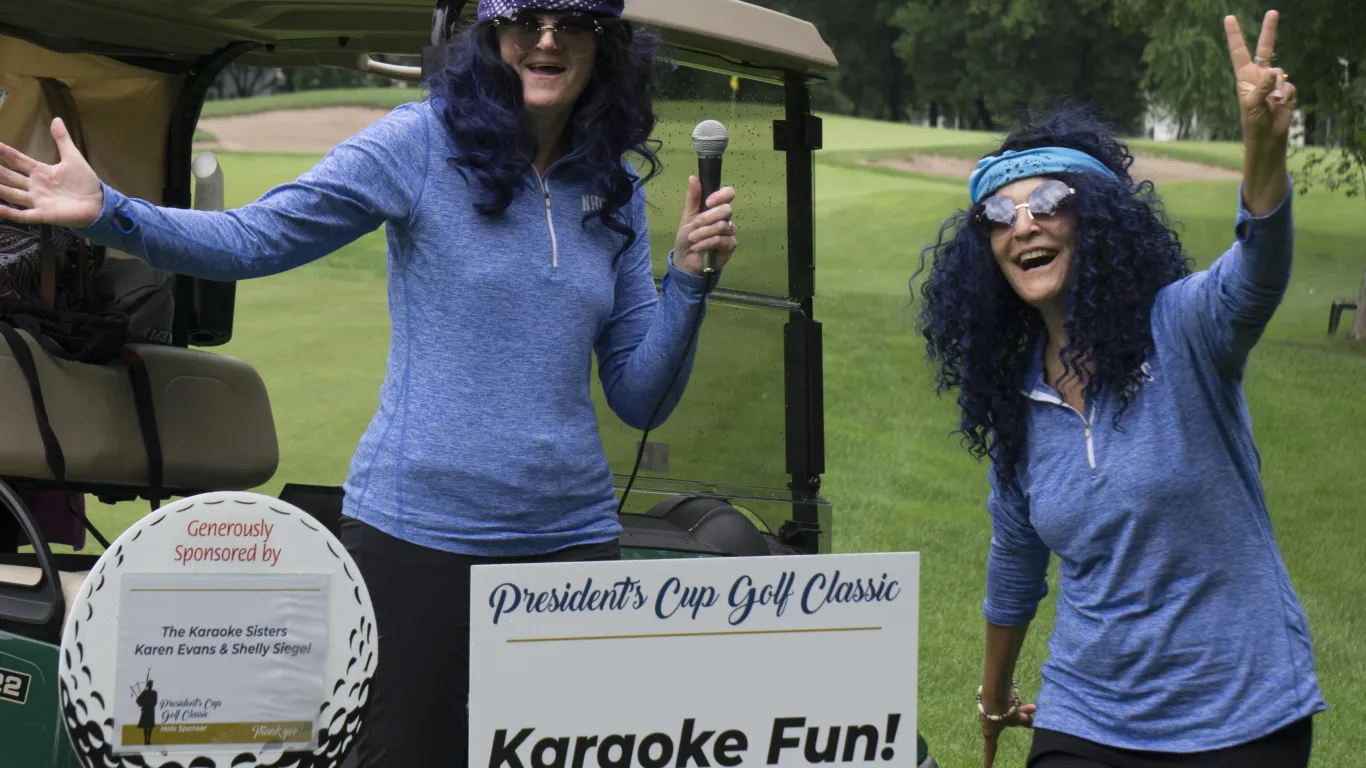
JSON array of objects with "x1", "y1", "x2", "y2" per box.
[
  {"x1": 469, "y1": 552, "x2": 919, "y2": 768},
  {"x1": 113, "y1": 572, "x2": 329, "y2": 752},
  {"x1": 58, "y1": 491, "x2": 378, "y2": 768}
]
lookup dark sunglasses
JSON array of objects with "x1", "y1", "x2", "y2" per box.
[
  {"x1": 976, "y1": 179, "x2": 1076, "y2": 233},
  {"x1": 493, "y1": 12, "x2": 604, "y2": 58}
]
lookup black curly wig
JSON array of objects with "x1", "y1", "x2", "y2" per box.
[{"x1": 913, "y1": 105, "x2": 1195, "y2": 484}]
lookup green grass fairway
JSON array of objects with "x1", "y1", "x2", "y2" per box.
[{"x1": 63, "y1": 95, "x2": 1366, "y2": 767}]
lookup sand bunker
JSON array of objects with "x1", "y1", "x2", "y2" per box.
[
  {"x1": 861, "y1": 153, "x2": 1240, "y2": 183},
  {"x1": 196, "y1": 106, "x2": 1242, "y2": 183},
  {"x1": 196, "y1": 106, "x2": 396, "y2": 154}
]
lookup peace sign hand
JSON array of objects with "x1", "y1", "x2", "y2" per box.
[{"x1": 1225, "y1": 10, "x2": 1296, "y2": 146}]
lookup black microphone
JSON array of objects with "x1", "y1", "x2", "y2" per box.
[{"x1": 691, "y1": 120, "x2": 730, "y2": 274}]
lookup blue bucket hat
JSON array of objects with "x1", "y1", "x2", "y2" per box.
[{"x1": 477, "y1": 0, "x2": 625, "y2": 21}]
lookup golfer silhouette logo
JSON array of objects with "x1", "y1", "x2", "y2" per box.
[{"x1": 135, "y1": 679, "x2": 158, "y2": 745}]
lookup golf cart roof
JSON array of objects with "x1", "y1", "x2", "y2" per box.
[{"x1": 1, "y1": 0, "x2": 838, "y2": 78}]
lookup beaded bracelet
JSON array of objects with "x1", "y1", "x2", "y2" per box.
[{"x1": 976, "y1": 681, "x2": 1022, "y2": 722}]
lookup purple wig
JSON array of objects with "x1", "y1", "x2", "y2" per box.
[{"x1": 429, "y1": 8, "x2": 663, "y2": 260}]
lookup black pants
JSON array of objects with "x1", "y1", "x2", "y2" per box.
[
  {"x1": 1029, "y1": 716, "x2": 1313, "y2": 768},
  {"x1": 339, "y1": 516, "x2": 621, "y2": 768}
]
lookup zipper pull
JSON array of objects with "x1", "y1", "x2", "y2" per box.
[
  {"x1": 1084, "y1": 420, "x2": 1096, "y2": 469},
  {"x1": 539, "y1": 177, "x2": 559, "y2": 269}
]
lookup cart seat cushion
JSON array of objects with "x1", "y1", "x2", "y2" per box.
[
  {"x1": 0, "y1": 564, "x2": 88, "y2": 621},
  {"x1": 0, "y1": 328, "x2": 278, "y2": 493}
]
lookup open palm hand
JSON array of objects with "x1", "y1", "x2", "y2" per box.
[{"x1": 0, "y1": 118, "x2": 104, "y2": 230}]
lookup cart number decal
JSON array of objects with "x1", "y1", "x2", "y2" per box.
[{"x1": 0, "y1": 667, "x2": 30, "y2": 705}]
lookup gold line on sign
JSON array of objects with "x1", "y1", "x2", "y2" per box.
[
  {"x1": 507, "y1": 626, "x2": 882, "y2": 643},
  {"x1": 129, "y1": 589, "x2": 323, "y2": 593}
]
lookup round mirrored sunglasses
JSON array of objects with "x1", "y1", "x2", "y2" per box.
[
  {"x1": 976, "y1": 179, "x2": 1076, "y2": 233},
  {"x1": 493, "y1": 13, "x2": 604, "y2": 58}
]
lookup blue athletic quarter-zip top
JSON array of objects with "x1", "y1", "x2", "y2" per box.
[
  {"x1": 983, "y1": 184, "x2": 1328, "y2": 751},
  {"x1": 74, "y1": 100, "x2": 712, "y2": 557}
]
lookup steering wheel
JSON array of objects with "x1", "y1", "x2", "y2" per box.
[{"x1": 0, "y1": 479, "x2": 66, "y2": 644}]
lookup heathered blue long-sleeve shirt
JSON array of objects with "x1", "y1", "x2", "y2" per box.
[
  {"x1": 74, "y1": 100, "x2": 712, "y2": 556},
  {"x1": 984, "y1": 182, "x2": 1327, "y2": 751}
]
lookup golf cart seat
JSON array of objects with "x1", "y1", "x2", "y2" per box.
[
  {"x1": 0, "y1": 327, "x2": 279, "y2": 497},
  {"x1": 0, "y1": 37, "x2": 277, "y2": 500}
]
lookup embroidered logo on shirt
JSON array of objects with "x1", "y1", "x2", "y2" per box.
[{"x1": 582, "y1": 194, "x2": 604, "y2": 213}]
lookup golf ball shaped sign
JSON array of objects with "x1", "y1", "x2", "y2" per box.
[{"x1": 57, "y1": 491, "x2": 377, "y2": 768}]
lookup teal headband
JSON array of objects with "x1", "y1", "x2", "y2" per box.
[{"x1": 968, "y1": 146, "x2": 1119, "y2": 203}]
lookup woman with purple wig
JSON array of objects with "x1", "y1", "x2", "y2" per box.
[
  {"x1": 913, "y1": 11, "x2": 1325, "y2": 768},
  {"x1": 0, "y1": 1, "x2": 739, "y2": 764}
]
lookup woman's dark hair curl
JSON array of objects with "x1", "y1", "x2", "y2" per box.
[
  {"x1": 430, "y1": 15, "x2": 664, "y2": 259},
  {"x1": 912, "y1": 105, "x2": 1194, "y2": 485}
]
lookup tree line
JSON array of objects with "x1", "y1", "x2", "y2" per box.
[
  {"x1": 205, "y1": 2, "x2": 1365, "y2": 222},
  {"x1": 755, "y1": 0, "x2": 1363, "y2": 154}
]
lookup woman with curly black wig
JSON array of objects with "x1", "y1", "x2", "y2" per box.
[
  {"x1": 0, "y1": 1, "x2": 740, "y2": 765},
  {"x1": 914, "y1": 11, "x2": 1325, "y2": 768}
]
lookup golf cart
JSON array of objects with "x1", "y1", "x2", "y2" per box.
[{"x1": 0, "y1": 1, "x2": 934, "y2": 766}]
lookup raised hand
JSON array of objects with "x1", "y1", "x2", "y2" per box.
[
  {"x1": 1225, "y1": 10, "x2": 1294, "y2": 215},
  {"x1": 0, "y1": 118, "x2": 104, "y2": 229},
  {"x1": 1224, "y1": 10, "x2": 1296, "y2": 146},
  {"x1": 672, "y1": 175, "x2": 738, "y2": 277}
]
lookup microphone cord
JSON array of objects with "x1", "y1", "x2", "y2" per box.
[{"x1": 616, "y1": 264, "x2": 717, "y2": 516}]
